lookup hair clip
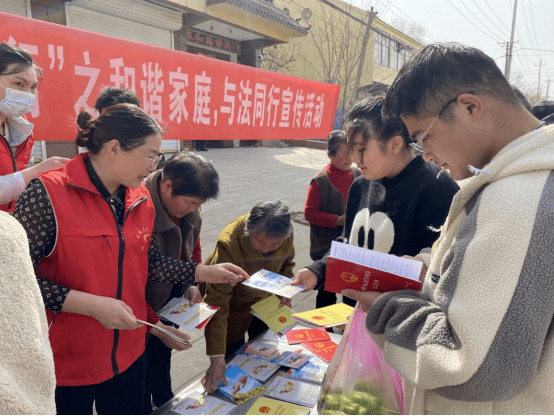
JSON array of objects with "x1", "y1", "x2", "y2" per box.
[{"x1": 468, "y1": 165, "x2": 492, "y2": 175}]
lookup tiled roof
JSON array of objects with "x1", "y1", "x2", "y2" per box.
[{"x1": 207, "y1": 0, "x2": 308, "y2": 35}]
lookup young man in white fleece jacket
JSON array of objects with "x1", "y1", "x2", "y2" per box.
[{"x1": 338, "y1": 43, "x2": 554, "y2": 414}]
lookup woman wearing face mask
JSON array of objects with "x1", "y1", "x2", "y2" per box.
[
  {"x1": 12, "y1": 104, "x2": 248, "y2": 415},
  {"x1": 0, "y1": 43, "x2": 69, "y2": 212},
  {"x1": 292, "y1": 97, "x2": 459, "y2": 299}
]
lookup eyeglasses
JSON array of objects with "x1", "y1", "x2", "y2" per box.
[
  {"x1": 409, "y1": 91, "x2": 474, "y2": 155},
  {"x1": 122, "y1": 143, "x2": 163, "y2": 168}
]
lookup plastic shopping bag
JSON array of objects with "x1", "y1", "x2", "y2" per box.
[{"x1": 318, "y1": 303, "x2": 405, "y2": 415}]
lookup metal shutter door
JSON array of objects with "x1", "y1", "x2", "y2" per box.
[
  {"x1": 0, "y1": 0, "x2": 27, "y2": 16},
  {"x1": 65, "y1": 4, "x2": 173, "y2": 49}
]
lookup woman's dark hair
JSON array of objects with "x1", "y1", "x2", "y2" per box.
[
  {"x1": 0, "y1": 43, "x2": 42, "y2": 79},
  {"x1": 94, "y1": 86, "x2": 141, "y2": 113},
  {"x1": 161, "y1": 152, "x2": 219, "y2": 200},
  {"x1": 345, "y1": 97, "x2": 409, "y2": 160},
  {"x1": 327, "y1": 130, "x2": 348, "y2": 157},
  {"x1": 75, "y1": 103, "x2": 162, "y2": 154},
  {"x1": 245, "y1": 199, "x2": 292, "y2": 239}
]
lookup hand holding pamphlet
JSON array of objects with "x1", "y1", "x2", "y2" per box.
[
  {"x1": 251, "y1": 295, "x2": 297, "y2": 335},
  {"x1": 326, "y1": 241, "x2": 422, "y2": 294},
  {"x1": 157, "y1": 297, "x2": 219, "y2": 331},
  {"x1": 217, "y1": 366, "x2": 267, "y2": 404},
  {"x1": 243, "y1": 269, "x2": 307, "y2": 298}
]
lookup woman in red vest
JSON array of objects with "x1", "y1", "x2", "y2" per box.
[
  {"x1": 13, "y1": 104, "x2": 248, "y2": 415},
  {"x1": 0, "y1": 42, "x2": 68, "y2": 212}
]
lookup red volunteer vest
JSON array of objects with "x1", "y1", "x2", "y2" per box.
[
  {"x1": 37, "y1": 153, "x2": 155, "y2": 386},
  {"x1": 0, "y1": 130, "x2": 34, "y2": 212}
]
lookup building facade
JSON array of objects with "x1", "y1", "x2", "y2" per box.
[
  {"x1": 1, "y1": 0, "x2": 307, "y2": 159},
  {"x1": 271, "y1": 0, "x2": 422, "y2": 130}
]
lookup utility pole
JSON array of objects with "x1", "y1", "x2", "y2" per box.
[
  {"x1": 537, "y1": 60, "x2": 545, "y2": 101},
  {"x1": 348, "y1": 6, "x2": 378, "y2": 109},
  {"x1": 505, "y1": 0, "x2": 518, "y2": 82},
  {"x1": 546, "y1": 78, "x2": 551, "y2": 100}
]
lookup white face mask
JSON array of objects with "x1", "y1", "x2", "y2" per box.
[{"x1": 0, "y1": 83, "x2": 36, "y2": 117}]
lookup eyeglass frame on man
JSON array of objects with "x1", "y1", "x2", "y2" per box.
[
  {"x1": 409, "y1": 91, "x2": 475, "y2": 155},
  {"x1": 121, "y1": 142, "x2": 163, "y2": 168}
]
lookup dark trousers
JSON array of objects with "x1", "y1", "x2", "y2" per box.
[
  {"x1": 144, "y1": 334, "x2": 174, "y2": 413},
  {"x1": 224, "y1": 315, "x2": 268, "y2": 359},
  {"x1": 342, "y1": 295, "x2": 356, "y2": 307},
  {"x1": 55, "y1": 353, "x2": 147, "y2": 415},
  {"x1": 316, "y1": 287, "x2": 337, "y2": 309}
]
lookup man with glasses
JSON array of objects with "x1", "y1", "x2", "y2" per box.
[{"x1": 344, "y1": 43, "x2": 554, "y2": 414}]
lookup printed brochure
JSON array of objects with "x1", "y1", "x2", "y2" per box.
[
  {"x1": 285, "y1": 361, "x2": 328, "y2": 384},
  {"x1": 264, "y1": 376, "x2": 321, "y2": 408},
  {"x1": 173, "y1": 392, "x2": 236, "y2": 415},
  {"x1": 251, "y1": 295, "x2": 297, "y2": 335},
  {"x1": 217, "y1": 366, "x2": 267, "y2": 404},
  {"x1": 157, "y1": 297, "x2": 219, "y2": 331},
  {"x1": 245, "y1": 397, "x2": 311, "y2": 415},
  {"x1": 243, "y1": 269, "x2": 306, "y2": 298},
  {"x1": 227, "y1": 355, "x2": 280, "y2": 383},
  {"x1": 301, "y1": 340, "x2": 337, "y2": 362},
  {"x1": 292, "y1": 303, "x2": 354, "y2": 327},
  {"x1": 285, "y1": 327, "x2": 330, "y2": 344},
  {"x1": 325, "y1": 241, "x2": 422, "y2": 293}
]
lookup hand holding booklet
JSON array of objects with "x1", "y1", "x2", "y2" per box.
[
  {"x1": 243, "y1": 269, "x2": 306, "y2": 298},
  {"x1": 157, "y1": 297, "x2": 219, "y2": 331},
  {"x1": 325, "y1": 241, "x2": 422, "y2": 294}
]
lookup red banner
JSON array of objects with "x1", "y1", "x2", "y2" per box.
[{"x1": 0, "y1": 12, "x2": 340, "y2": 141}]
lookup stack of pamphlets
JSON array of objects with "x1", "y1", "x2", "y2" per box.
[
  {"x1": 173, "y1": 392, "x2": 236, "y2": 415},
  {"x1": 268, "y1": 351, "x2": 311, "y2": 369},
  {"x1": 326, "y1": 241, "x2": 422, "y2": 293},
  {"x1": 245, "y1": 397, "x2": 311, "y2": 415},
  {"x1": 284, "y1": 361, "x2": 328, "y2": 384},
  {"x1": 217, "y1": 366, "x2": 267, "y2": 404},
  {"x1": 226, "y1": 355, "x2": 280, "y2": 383},
  {"x1": 251, "y1": 295, "x2": 297, "y2": 335},
  {"x1": 264, "y1": 376, "x2": 321, "y2": 408},
  {"x1": 292, "y1": 303, "x2": 354, "y2": 328},
  {"x1": 157, "y1": 298, "x2": 219, "y2": 331},
  {"x1": 241, "y1": 341, "x2": 278, "y2": 357},
  {"x1": 243, "y1": 269, "x2": 306, "y2": 298}
]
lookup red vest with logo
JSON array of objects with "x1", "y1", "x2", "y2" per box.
[
  {"x1": 0, "y1": 130, "x2": 34, "y2": 212},
  {"x1": 36, "y1": 153, "x2": 155, "y2": 386}
]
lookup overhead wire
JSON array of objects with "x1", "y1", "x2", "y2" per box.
[
  {"x1": 469, "y1": 0, "x2": 510, "y2": 39},
  {"x1": 446, "y1": 0, "x2": 503, "y2": 42}
]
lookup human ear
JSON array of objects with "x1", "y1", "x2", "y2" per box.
[
  {"x1": 458, "y1": 93, "x2": 483, "y2": 121},
  {"x1": 106, "y1": 139, "x2": 121, "y2": 160},
  {"x1": 388, "y1": 136, "x2": 404, "y2": 155}
]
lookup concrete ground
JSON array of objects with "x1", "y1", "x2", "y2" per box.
[{"x1": 169, "y1": 146, "x2": 342, "y2": 393}]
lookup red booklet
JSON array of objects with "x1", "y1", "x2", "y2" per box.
[
  {"x1": 301, "y1": 340, "x2": 337, "y2": 363},
  {"x1": 325, "y1": 241, "x2": 422, "y2": 294},
  {"x1": 286, "y1": 328, "x2": 331, "y2": 344}
]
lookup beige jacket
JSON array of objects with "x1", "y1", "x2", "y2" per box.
[
  {"x1": 367, "y1": 125, "x2": 554, "y2": 414},
  {"x1": 0, "y1": 211, "x2": 56, "y2": 414}
]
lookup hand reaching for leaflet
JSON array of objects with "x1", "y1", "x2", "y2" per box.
[
  {"x1": 195, "y1": 263, "x2": 249, "y2": 286},
  {"x1": 201, "y1": 356, "x2": 228, "y2": 393}
]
